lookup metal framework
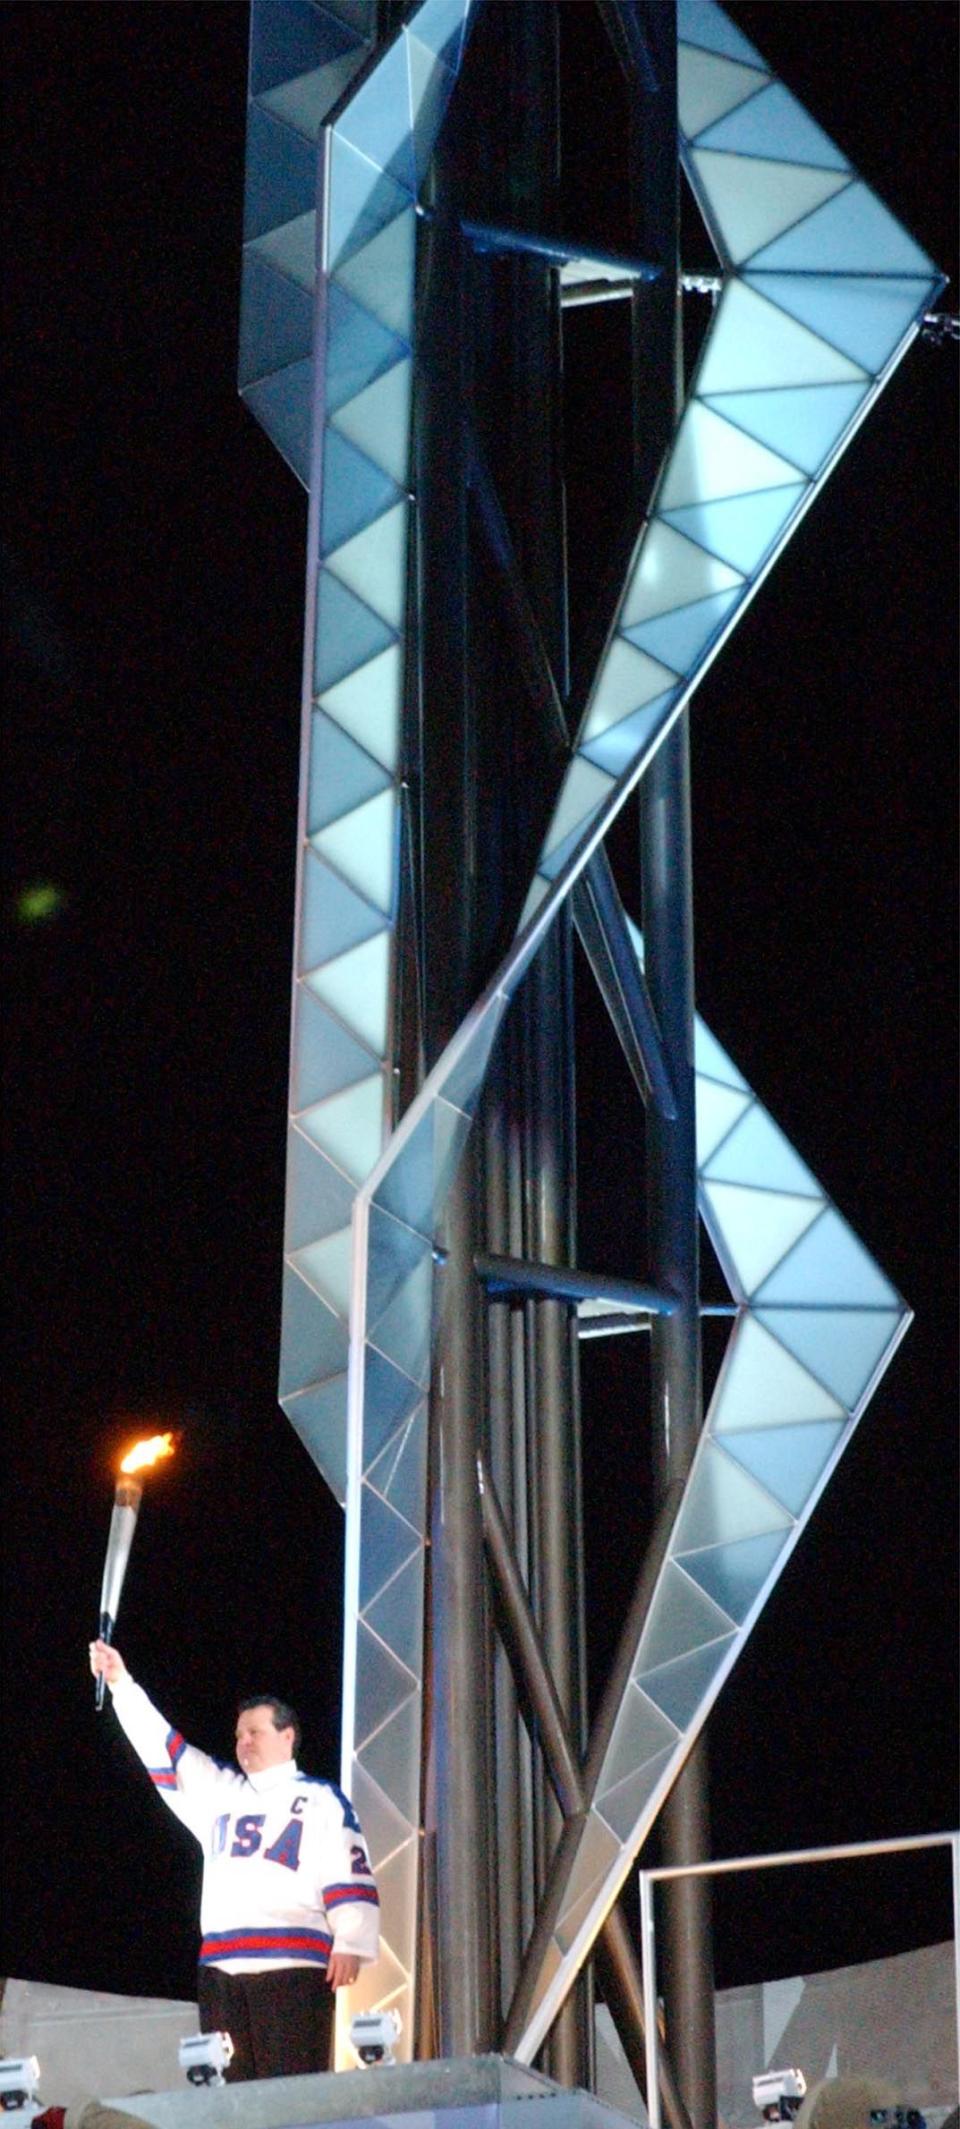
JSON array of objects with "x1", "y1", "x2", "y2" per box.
[{"x1": 238, "y1": 2, "x2": 941, "y2": 2121}]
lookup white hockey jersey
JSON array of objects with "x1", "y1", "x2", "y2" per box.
[{"x1": 109, "y1": 1673, "x2": 379, "y2": 1976}]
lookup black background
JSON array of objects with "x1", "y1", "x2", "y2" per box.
[{"x1": 2, "y1": 2, "x2": 957, "y2": 2012}]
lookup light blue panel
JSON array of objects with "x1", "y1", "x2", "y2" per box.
[
  {"x1": 660, "y1": 400, "x2": 802, "y2": 509},
  {"x1": 695, "y1": 278, "x2": 864, "y2": 395},
  {"x1": 364, "y1": 1547, "x2": 424, "y2": 1676},
  {"x1": 663, "y1": 483, "x2": 804, "y2": 575},
  {"x1": 756, "y1": 1206, "x2": 900, "y2": 1308},
  {"x1": 703, "y1": 382, "x2": 869, "y2": 478},
  {"x1": 366, "y1": 1399, "x2": 428, "y2": 1531},
  {"x1": 359, "y1": 1483, "x2": 420, "y2": 1609},
  {"x1": 302, "y1": 1069, "x2": 384, "y2": 1185},
  {"x1": 323, "y1": 0, "x2": 376, "y2": 37},
  {"x1": 363, "y1": 1347, "x2": 425, "y2": 1465},
  {"x1": 241, "y1": 356, "x2": 314, "y2": 486},
  {"x1": 695, "y1": 1076, "x2": 751, "y2": 1166},
  {"x1": 679, "y1": 48, "x2": 768, "y2": 143},
  {"x1": 695, "y1": 81, "x2": 850, "y2": 169},
  {"x1": 313, "y1": 567, "x2": 396, "y2": 692},
  {"x1": 281, "y1": 1374, "x2": 349, "y2": 1503},
  {"x1": 677, "y1": 1528, "x2": 789, "y2": 1624},
  {"x1": 637, "y1": 1634, "x2": 736, "y2": 1731},
  {"x1": 594, "y1": 1747, "x2": 677, "y2": 1844},
  {"x1": 721, "y1": 1420, "x2": 845, "y2": 1517},
  {"x1": 326, "y1": 501, "x2": 408, "y2": 631},
  {"x1": 285, "y1": 1122, "x2": 356, "y2": 1247},
  {"x1": 710, "y1": 1313, "x2": 844, "y2": 1433},
  {"x1": 677, "y1": 0, "x2": 766, "y2": 68},
  {"x1": 367, "y1": 1204, "x2": 433, "y2": 1331},
  {"x1": 356, "y1": 1693, "x2": 421, "y2": 1824},
  {"x1": 335, "y1": 36, "x2": 417, "y2": 196},
  {"x1": 538, "y1": 794, "x2": 612, "y2": 883},
  {"x1": 704, "y1": 1100, "x2": 821, "y2": 1195},
  {"x1": 433, "y1": 1098, "x2": 474, "y2": 1212},
  {"x1": 304, "y1": 928, "x2": 390, "y2": 1054},
  {"x1": 755, "y1": 1305, "x2": 902, "y2": 1410},
  {"x1": 596, "y1": 1686, "x2": 679, "y2": 1802},
  {"x1": 443, "y1": 993, "x2": 510, "y2": 1112},
  {"x1": 635, "y1": 1557, "x2": 736, "y2": 1672},
  {"x1": 747, "y1": 180, "x2": 938, "y2": 274},
  {"x1": 409, "y1": 0, "x2": 472, "y2": 66},
  {"x1": 311, "y1": 786, "x2": 397, "y2": 918},
  {"x1": 354, "y1": 1618, "x2": 417, "y2": 1751},
  {"x1": 290, "y1": 983, "x2": 378, "y2": 1106},
  {"x1": 293, "y1": 1225, "x2": 352, "y2": 1316},
  {"x1": 691, "y1": 152, "x2": 849, "y2": 268},
  {"x1": 745, "y1": 271, "x2": 937, "y2": 375},
  {"x1": 320, "y1": 428, "x2": 401, "y2": 553},
  {"x1": 308, "y1": 709, "x2": 391, "y2": 832},
  {"x1": 334, "y1": 217, "x2": 416, "y2": 346},
  {"x1": 369, "y1": 1252, "x2": 434, "y2": 1388},
  {"x1": 672, "y1": 1438, "x2": 793, "y2": 1552},
  {"x1": 299, "y1": 848, "x2": 386, "y2": 968},
  {"x1": 243, "y1": 100, "x2": 318, "y2": 242},
  {"x1": 250, "y1": 0, "x2": 359, "y2": 99},
  {"x1": 327, "y1": 134, "x2": 413, "y2": 271},
  {"x1": 247, "y1": 209, "x2": 317, "y2": 292},
  {"x1": 238, "y1": 251, "x2": 314, "y2": 389},
  {"x1": 580, "y1": 693, "x2": 677, "y2": 777},
  {"x1": 375, "y1": 1107, "x2": 436, "y2": 1238},
  {"x1": 258, "y1": 50, "x2": 369, "y2": 143},
  {"x1": 350, "y1": 1759, "x2": 415, "y2": 1871},
  {"x1": 693, "y1": 1019, "x2": 749, "y2": 1090},
  {"x1": 406, "y1": 32, "x2": 457, "y2": 183},
  {"x1": 704, "y1": 1182, "x2": 824, "y2": 1298},
  {"x1": 318, "y1": 641, "x2": 403, "y2": 770},
  {"x1": 325, "y1": 284, "x2": 410, "y2": 416},
  {"x1": 625, "y1": 588, "x2": 739, "y2": 672},
  {"x1": 279, "y1": 1262, "x2": 350, "y2": 1397}
]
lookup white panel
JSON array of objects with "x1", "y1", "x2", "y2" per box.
[
  {"x1": 710, "y1": 1313, "x2": 845, "y2": 1433},
  {"x1": 301, "y1": 1072, "x2": 385, "y2": 1187},
  {"x1": 325, "y1": 501, "x2": 409, "y2": 631},
  {"x1": 582, "y1": 637, "x2": 680, "y2": 740},
  {"x1": 696, "y1": 278, "x2": 865, "y2": 395},
  {"x1": 695, "y1": 1076, "x2": 752, "y2": 1165},
  {"x1": 704, "y1": 1099, "x2": 821, "y2": 1196},
  {"x1": 660, "y1": 401, "x2": 804, "y2": 509},
  {"x1": 621, "y1": 519, "x2": 743, "y2": 628},
  {"x1": 318, "y1": 643, "x2": 403, "y2": 773},
  {"x1": 678, "y1": 46, "x2": 767, "y2": 138},
  {"x1": 304, "y1": 928, "x2": 391, "y2": 1056},
  {"x1": 693, "y1": 1018, "x2": 749, "y2": 1089},
  {"x1": 541, "y1": 756, "x2": 615, "y2": 858},
  {"x1": 704, "y1": 1180, "x2": 824, "y2": 1296},
  {"x1": 672, "y1": 1438, "x2": 793, "y2": 1553},
  {"x1": 692, "y1": 151, "x2": 850, "y2": 265},
  {"x1": 311, "y1": 787, "x2": 398, "y2": 914},
  {"x1": 331, "y1": 357, "x2": 413, "y2": 486},
  {"x1": 290, "y1": 1224, "x2": 354, "y2": 1315}
]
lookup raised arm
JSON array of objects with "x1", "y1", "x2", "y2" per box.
[{"x1": 89, "y1": 1638, "x2": 235, "y2": 1825}]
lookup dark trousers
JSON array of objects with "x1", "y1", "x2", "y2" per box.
[{"x1": 197, "y1": 1963, "x2": 334, "y2": 2080}]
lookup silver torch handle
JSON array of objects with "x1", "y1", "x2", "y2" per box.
[{"x1": 96, "y1": 1478, "x2": 142, "y2": 1710}]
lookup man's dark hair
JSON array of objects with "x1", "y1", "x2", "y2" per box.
[{"x1": 237, "y1": 1695, "x2": 302, "y2": 1755}]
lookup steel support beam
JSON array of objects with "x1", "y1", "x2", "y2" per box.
[{"x1": 476, "y1": 1252, "x2": 676, "y2": 1314}]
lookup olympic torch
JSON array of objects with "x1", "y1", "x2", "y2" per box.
[{"x1": 96, "y1": 1432, "x2": 175, "y2": 1709}]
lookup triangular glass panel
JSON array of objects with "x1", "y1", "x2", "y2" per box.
[
  {"x1": 583, "y1": 639, "x2": 680, "y2": 742},
  {"x1": 695, "y1": 80, "x2": 850, "y2": 169},
  {"x1": 241, "y1": 355, "x2": 314, "y2": 487},
  {"x1": 538, "y1": 784, "x2": 615, "y2": 884},
  {"x1": 291, "y1": 981, "x2": 378, "y2": 1111},
  {"x1": 594, "y1": 1746, "x2": 677, "y2": 1844},
  {"x1": 302, "y1": 1070, "x2": 385, "y2": 1186},
  {"x1": 284, "y1": 1122, "x2": 355, "y2": 1250},
  {"x1": 325, "y1": 282, "x2": 410, "y2": 417},
  {"x1": 373, "y1": 1841, "x2": 418, "y2": 1976},
  {"x1": 442, "y1": 991, "x2": 510, "y2": 1113},
  {"x1": 747, "y1": 180, "x2": 938, "y2": 274},
  {"x1": 326, "y1": 500, "x2": 408, "y2": 632},
  {"x1": 634, "y1": 1557, "x2": 736, "y2": 1673},
  {"x1": 308, "y1": 708, "x2": 392, "y2": 833},
  {"x1": 556, "y1": 1869, "x2": 619, "y2": 1959},
  {"x1": 596, "y1": 1683, "x2": 680, "y2": 1802},
  {"x1": 580, "y1": 692, "x2": 678, "y2": 778},
  {"x1": 320, "y1": 427, "x2": 402, "y2": 553},
  {"x1": 349, "y1": 1758, "x2": 415, "y2": 1873},
  {"x1": 721, "y1": 1420, "x2": 846, "y2": 1519},
  {"x1": 692, "y1": 152, "x2": 850, "y2": 267},
  {"x1": 299, "y1": 847, "x2": 386, "y2": 971},
  {"x1": 249, "y1": 0, "x2": 361, "y2": 102},
  {"x1": 238, "y1": 250, "x2": 315, "y2": 390},
  {"x1": 755, "y1": 1305, "x2": 903, "y2": 1412},
  {"x1": 696, "y1": 279, "x2": 864, "y2": 397},
  {"x1": 243, "y1": 101, "x2": 318, "y2": 243},
  {"x1": 625, "y1": 587, "x2": 740, "y2": 673},
  {"x1": 622, "y1": 519, "x2": 743, "y2": 628},
  {"x1": 366, "y1": 1400, "x2": 428, "y2": 1531},
  {"x1": 368, "y1": 1244, "x2": 433, "y2": 1389},
  {"x1": 703, "y1": 382, "x2": 869, "y2": 479},
  {"x1": 695, "y1": 1077, "x2": 751, "y2": 1166},
  {"x1": 356, "y1": 1691, "x2": 421, "y2": 1825},
  {"x1": 354, "y1": 1617, "x2": 418, "y2": 1752},
  {"x1": 304, "y1": 927, "x2": 391, "y2": 1057},
  {"x1": 702, "y1": 1180, "x2": 824, "y2": 1298},
  {"x1": 318, "y1": 640, "x2": 403, "y2": 771},
  {"x1": 279, "y1": 1260, "x2": 350, "y2": 1398},
  {"x1": 405, "y1": 31, "x2": 458, "y2": 184},
  {"x1": 660, "y1": 402, "x2": 806, "y2": 510},
  {"x1": 558, "y1": 1813, "x2": 622, "y2": 1921},
  {"x1": 677, "y1": 1527, "x2": 789, "y2": 1625},
  {"x1": 704, "y1": 1099, "x2": 821, "y2": 1196},
  {"x1": 362, "y1": 1346, "x2": 425, "y2": 1469},
  {"x1": 663, "y1": 483, "x2": 804, "y2": 575},
  {"x1": 246, "y1": 208, "x2": 317, "y2": 293},
  {"x1": 281, "y1": 1373, "x2": 349, "y2": 1504},
  {"x1": 678, "y1": 0, "x2": 766, "y2": 69},
  {"x1": 745, "y1": 271, "x2": 938, "y2": 377},
  {"x1": 710, "y1": 1313, "x2": 844, "y2": 1433},
  {"x1": 327, "y1": 134, "x2": 413, "y2": 273},
  {"x1": 359, "y1": 1483, "x2": 421, "y2": 1611},
  {"x1": 671, "y1": 1437, "x2": 793, "y2": 1554},
  {"x1": 693, "y1": 1018, "x2": 749, "y2": 1090},
  {"x1": 408, "y1": 0, "x2": 471, "y2": 68},
  {"x1": 259, "y1": 50, "x2": 368, "y2": 141},
  {"x1": 290, "y1": 1223, "x2": 353, "y2": 1317},
  {"x1": 311, "y1": 786, "x2": 397, "y2": 918},
  {"x1": 638, "y1": 1633, "x2": 736, "y2": 1731},
  {"x1": 334, "y1": 211, "x2": 416, "y2": 343},
  {"x1": 334, "y1": 36, "x2": 417, "y2": 196},
  {"x1": 367, "y1": 1204, "x2": 432, "y2": 1329},
  {"x1": 313, "y1": 568, "x2": 396, "y2": 693},
  {"x1": 331, "y1": 356, "x2": 413, "y2": 486},
  {"x1": 756, "y1": 1205, "x2": 900, "y2": 1308},
  {"x1": 678, "y1": 48, "x2": 767, "y2": 140},
  {"x1": 541, "y1": 756, "x2": 616, "y2": 860},
  {"x1": 364, "y1": 1550, "x2": 425, "y2": 1678}
]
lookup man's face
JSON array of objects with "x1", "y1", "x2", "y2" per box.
[{"x1": 235, "y1": 1705, "x2": 295, "y2": 1773}]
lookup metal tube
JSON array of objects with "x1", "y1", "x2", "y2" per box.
[
  {"x1": 479, "y1": 1456, "x2": 582, "y2": 1817},
  {"x1": 576, "y1": 849, "x2": 678, "y2": 1119},
  {"x1": 476, "y1": 1252, "x2": 676, "y2": 1314},
  {"x1": 461, "y1": 217, "x2": 661, "y2": 284}
]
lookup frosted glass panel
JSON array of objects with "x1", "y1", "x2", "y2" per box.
[
  {"x1": 583, "y1": 638, "x2": 678, "y2": 740},
  {"x1": 349, "y1": 1760, "x2": 416, "y2": 1872},
  {"x1": 695, "y1": 81, "x2": 850, "y2": 169},
  {"x1": 304, "y1": 928, "x2": 391, "y2": 1056},
  {"x1": 333, "y1": 209, "x2": 416, "y2": 341},
  {"x1": 626, "y1": 586, "x2": 739, "y2": 672},
  {"x1": 721, "y1": 1419, "x2": 845, "y2": 1517},
  {"x1": 335, "y1": 36, "x2": 417, "y2": 195},
  {"x1": 250, "y1": 0, "x2": 358, "y2": 100},
  {"x1": 314, "y1": 568, "x2": 396, "y2": 692},
  {"x1": 244, "y1": 100, "x2": 317, "y2": 243},
  {"x1": 291, "y1": 986, "x2": 378, "y2": 1108},
  {"x1": 318, "y1": 643, "x2": 403, "y2": 775},
  {"x1": 703, "y1": 382, "x2": 868, "y2": 478},
  {"x1": 663, "y1": 483, "x2": 804, "y2": 574},
  {"x1": 596, "y1": 1684, "x2": 679, "y2": 1800},
  {"x1": 634, "y1": 1558, "x2": 736, "y2": 1673},
  {"x1": 238, "y1": 251, "x2": 314, "y2": 389},
  {"x1": 366, "y1": 1400, "x2": 428, "y2": 1531},
  {"x1": 675, "y1": 1529, "x2": 789, "y2": 1626},
  {"x1": 745, "y1": 271, "x2": 935, "y2": 375},
  {"x1": 326, "y1": 501, "x2": 409, "y2": 631},
  {"x1": 748, "y1": 181, "x2": 937, "y2": 274},
  {"x1": 696, "y1": 279, "x2": 863, "y2": 396},
  {"x1": 541, "y1": 756, "x2": 616, "y2": 858},
  {"x1": 292, "y1": 1223, "x2": 353, "y2": 1315},
  {"x1": 711, "y1": 1314, "x2": 844, "y2": 1433},
  {"x1": 357, "y1": 1692, "x2": 421, "y2": 1824},
  {"x1": 308, "y1": 709, "x2": 390, "y2": 831},
  {"x1": 692, "y1": 152, "x2": 849, "y2": 266},
  {"x1": 363, "y1": 1347, "x2": 424, "y2": 1467},
  {"x1": 580, "y1": 694, "x2": 676, "y2": 777},
  {"x1": 671, "y1": 1439, "x2": 793, "y2": 1553},
  {"x1": 703, "y1": 1180, "x2": 824, "y2": 1296},
  {"x1": 694, "y1": 1019, "x2": 749, "y2": 1090},
  {"x1": 354, "y1": 1618, "x2": 418, "y2": 1750},
  {"x1": 311, "y1": 787, "x2": 397, "y2": 915},
  {"x1": 302, "y1": 1070, "x2": 384, "y2": 1185},
  {"x1": 285, "y1": 1124, "x2": 355, "y2": 1248},
  {"x1": 558, "y1": 1813, "x2": 621, "y2": 1920},
  {"x1": 282, "y1": 1376, "x2": 348, "y2": 1504},
  {"x1": 594, "y1": 1746, "x2": 676, "y2": 1843},
  {"x1": 321, "y1": 427, "x2": 401, "y2": 552},
  {"x1": 325, "y1": 284, "x2": 410, "y2": 417},
  {"x1": 259, "y1": 50, "x2": 367, "y2": 141},
  {"x1": 704, "y1": 1100, "x2": 821, "y2": 1195},
  {"x1": 247, "y1": 207, "x2": 317, "y2": 292},
  {"x1": 359, "y1": 1483, "x2": 420, "y2": 1608},
  {"x1": 621, "y1": 519, "x2": 743, "y2": 627},
  {"x1": 695, "y1": 1075, "x2": 751, "y2": 1165},
  {"x1": 756, "y1": 1207, "x2": 900, "y2": 1307},
  {"x1": 678, "y1": 0, "x2": 766, "y2": 69},
  {"x1": 327, "y1": 134, "x2": 412, "y2": 271},
  {"x1": 678, "y1": 47, "x2": 767, "y2": 139},
  {"x1": 408, "y1": 0, "x2": 471, "y2": 66},
  {"x1": 406, "y1": 32, "x2": 457, "y2": 182},
  {"x1": 637, "y1": 1634, "x2": 735, "y2": 1730},
  {"x1": 241, "y1": 357, "x2": 314, "y2": 487},
  {"x1": 331, "y1": 356, "x2": 413, "y2": 485},
  {"x1": 755, "y1": 1306, "x2": 902, "y2": 1410},
  {"x1": 279, "y1": 1262, "x2": 350, "y2": 1397},
  {"x1": 660, "y1": 401, "x2": 804, "y2": 509}
]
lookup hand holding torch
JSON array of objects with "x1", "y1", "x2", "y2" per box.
[{"x1": 96, "y1": 1432, "x2": 174, "y2": 1709}]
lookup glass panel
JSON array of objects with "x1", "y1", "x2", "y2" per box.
[
  {"x1": 250, "y1": 0, "x2": 358, "y2": 100},
  {"x1": 676, "y1": 1527, "x2": 789, "y2": 1625},
  {"x1": 345, "y1": 1937, "x2": 408, "y2": 2012},
  {"x1": 692, "y1": 152, "x2": 850, "y2": 267},
  {"x1": 408, "y1": 0, "x2": 471, "y2": 67},
  {"x1": 710, "y1": 1313, "x2": 844, "y2": 1433},
  {"x1": 625, "y1": 587, "x2": 739, "y2": 672},
  {"x1": 704, "y1": 1098, "x2": 821, "y2": 1195},
  {"x1": 595, "y1": 1684, "x2": 678, "y2": 1801},
  {"x1": 622, "y1": 519, "x2": 743, "y2": 628},
  {"x1": 367, "y1": 1205, "x2": 433, "y2": 1347},
  {"x1": 359, "y1": 1483, "x2": 420, "y2": 1610},
  {"x1": 285, "y1": 1122, "x2": 355, "y2": 1247},
  {"x1": 678, "y1": 48, "x2": 767, "y2": 141},
  {"x1": 703, "y1": 380, "x2": 868, "y2": 479},
  {"x1": 281, "y1": 1374, "x2": 349, "y2": 1503},
  {"x1": 243, "y1": 100, "x2": 317, "y2": 242},
  {"x1": 637, "y1": 1633, "x2": 736, "y2": 1731},
  {"x1": 318, "y1": 640, "x2": 403, "y2": 771},
  {"x1": 695, "y1": 1076, "x2": 751, "y2": 1166},
  {"x1": 334, "y1": 37, "x2": 417, "y2": 196},
  {"x1": 304, "y1": 928, "x2": 391, "y2": 1056},
  {"x1": 367, "y1": 1251, "x2": 433, "y2": 1387},
  {"x1": 703, "y1": 1180, "x2": 824, "y2": 1297},
  {"x1": 755, "y1": 1305, "x2": 902, "y2": 1410},
  {"x1": 241, "y1": 355, "x2": 314, "y2": 487},
  {"x1": 302, "y1": 1070, "x2": 385, "y2": 1186},
  {"x1": 365, "y1": 1399, "x2": 428, "y2": 1531},
  {"x1": 671, "y1": 1438, "x2": 793, "y2": 1553},
  {"x1": 677, "y1": 0, "x2": 766, "y2": 69},
  {"x1": 556, "y1": 1873, "x2": 616, "y2": 1959},
  {"x1": 696, "y1": 279, "x2": 863, "y2": 397},
  {"x1": 374, "y1": 1096, "x2": 471, "y2": 1241},
  {"x1": 292, "y1": 985, "x2": 376, "y2": 1120},
  {"x1": 749, "y1": 180, "x2": 938, "y2": 275},
  {"x1": 279, "y1": 1260, "x2": 350, "y2": 1397},
  {"x1": 582, "y1": 637, "x2": 681, "y2": 741},
  {"x1": 238, "y1": 250, "x2": 314, "y2": 388},
  {"x1": 594, "y1": 1746, "x2": 676, "y2": 1843},
  {"x1": 353, "y1": 1618, "x2": 417, "y2": 1751},
  {"x1": 350, "y1": 1759, "x2": 416, "y2": 1871},
  {"x1": 442, "y1": 990, "x2": 510, "y2": 1112},
  {"x1": 696, "y1": 80, "x2": 849, "y2": 169},
  {"x1": 300, "y1": 847, "x2": 386, "y2": 969},
  {"x1": 580, "y1": 693, "x2": 677, "y2": 777},
  {"x1": 258, "y1": 50, "x2": 366, "y2": 141},
  {"x1": 663, "y1": 482, "x2": 804, "y2": 575},
  {"x1": 356, "y1": 1690, "x2": 421, "y2": 1824},
  {"x1": 247, "y1": 206, "x2": 317, "y2": 291},
  {"x1": 362, "y1": 1347, "x2": 424, "y2": 1468},
  {"x1": 745, "y1": 270, "x2": 938, "y2": 375},
  {"x1": 291, "y1": 1223, "x2": 353, "y2": 1315},
  {"x1": 331, "y1": 354, "x2": 413, "y2": 485},
  {"x1": 721, "y1": 1419, "x2": 846, "y2": 1518},
  {"x1": 660, "y1": 401, "x2": 805, "y2": 510},
  {"x1": 374, "y1": 1840, "x2": 419, "y2": 1975},
  {"x1": 634, "y1": 1557, "x2": 736, "y2": 1674},
  {"x1": 693, "y1": 1018, "x2": 749, "y2": 1091},
  {"x1": 541, "y1": 756, "x2": 616, "y2": 860},
  {"x1": 756, "y1": 1206, "x2": 901, "y2": 1308},
  {"x1": 333, "y1": 209, "x2": 416, "y2": 344},
  {"x1": 405, "y1": 32, "x2": 457, "y2": 184},
  {"x1": 320, "y1": 426, "x2": 402, "y2": 551},
  {"x1": 326, "y1": 500, "x2": 408, "y2": 631},
  {"x1": 310, "y1": 786, "x2": 398, "y2": 916},
  {"x1": 308, "y1": 708, "x2": 390, "y2": 833},
  {"x1": 557, "y1": 1811, "x2": 620, "y2": 1921},
  {"x1": 327, "y1": 134, "x2": 412, "y2": 272},
  {"x1": 313, "y1": 567, "x2": 396, "y2": 693}
]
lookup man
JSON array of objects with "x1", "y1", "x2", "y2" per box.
[{"x1": 89, "y1": 1639, "x2": 379, "y2": 2082}]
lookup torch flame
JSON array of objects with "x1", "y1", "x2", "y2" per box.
[{"x1": 119, "y1": 1431, "x2": 175, "y2": 1476}]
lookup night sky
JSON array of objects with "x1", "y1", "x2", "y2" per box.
[{"x1": 2, "y1": 1, "x2": 957, "y2": 2025}]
